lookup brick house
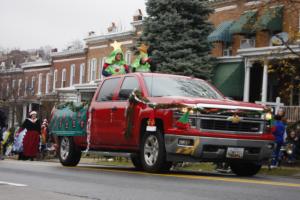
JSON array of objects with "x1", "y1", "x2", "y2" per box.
[
  {"x1": 0, "y1": 67, "x2": 23, "y2": 126},
  {"x1": 208, "y1": 0, "x2": 300, "y2": 107},
  {"x1": 51, "y1": 49, "x2": 89, "y2": 102},
  {"x1": 21, "y1": 60, "x2": 54, "y2": 121}
]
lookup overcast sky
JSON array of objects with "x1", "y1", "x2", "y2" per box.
[{"x1": 0, "y1": 0, "x2": 146, "y2": 51}]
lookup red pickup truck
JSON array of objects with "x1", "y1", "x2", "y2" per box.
[{"x1": 50, "y1": 73, "x2": 275, "y2": 176}]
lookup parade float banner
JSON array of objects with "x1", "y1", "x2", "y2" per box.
[{"x1": 49, "y1": 102, "x2": 88, "y2": 136}]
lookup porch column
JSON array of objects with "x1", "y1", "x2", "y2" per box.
[
  {"x1": 243, "y1": 59, "x2": 251, "y2": 102},
  {"x1": 8, "y1": 107, "x2": 13, "y2": 128},
  {"x1": 22, "y1": 104, "x2": 27, "y2": 121},
  {"x1": 261, "y1": 60, "x2": 268, "y2": 103},
  {"x1": 28, "y1": 103, "x2": 32, "y2": 113}
]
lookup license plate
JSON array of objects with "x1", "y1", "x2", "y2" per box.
[{"x1": 226, "y1": 147, "x2": 244, "y2": 159}]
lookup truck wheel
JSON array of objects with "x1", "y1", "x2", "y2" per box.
[
  {"x1": 140, "y1": 131, "x2": 172, "y2": 172},
  {"x1": 130, "y1": 153, "x2": 143, "y2": 170},
  {"x1": 59, "y1": 137, "x2": 81, "y2": 166},
  {"x1": 229, "y1": 162, "x2": 262, "y2": 176}
]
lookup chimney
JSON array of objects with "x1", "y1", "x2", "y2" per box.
[
  {"x1": 88, "y1": 31, "x2": 95, "y2": 36},
  {"x1": 133, "y1": 9, "x2": 143, "y2": 21},
  {"x1": 107, "y1": 22, "x2": 117, "y2": 33}
]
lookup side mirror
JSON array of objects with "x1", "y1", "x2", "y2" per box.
[{"x1": 119, "y1": 89, "x2": 132, "y2": 100}]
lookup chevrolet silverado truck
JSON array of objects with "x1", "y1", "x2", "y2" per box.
[{"x1": 49, "y1": 73, "x2": 275, "y2": 176}]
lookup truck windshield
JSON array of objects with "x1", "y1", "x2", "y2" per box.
[{"x1": 144, "y1": 76, "x2": 223, "y2": 99}]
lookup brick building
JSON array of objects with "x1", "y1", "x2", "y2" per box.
[
  {"x1": 208, "y1": 0, "x2": 300, "y2": 105},
  {"x1": 21, "y1": 60, "x2": 54, "y2": 122},
  {"x1": 0, "y1": 60, "x2": 54, "y2": 127},
  {"x1": 4, "y1": 2, "x2": 300, "y2": 126}
]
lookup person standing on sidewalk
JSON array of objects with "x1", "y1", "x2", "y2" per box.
[
  {"x1": 270, "y1": 115, "x2": 285, "y2": 168},
  {"x1": 20, "y1": 111, "x2": 41, "y2": 160}
]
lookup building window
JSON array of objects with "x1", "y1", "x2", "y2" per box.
[
  {"x1": 38, "y1": 73, "x2": 42, "y2": 95},
  {"x1": 24, "y1": 78, "x2": 28, "y2": 96},
  {"x1": 240, "y1": 38, "x2": 256, "y2": 49},
  {"x1": 6, "y1": 83, "x2": 9, "y2": 97},
  {"x1": 62, "y1": 68, "x2": 66, "y2": 87},
  {"x1": 90, "y1": 58, "x2": 97, "y2": 81},
  {"x1": 12, "y1": 79, "x2": 16, "y2": 89},
  {"x1": 223, "y1": 44, "x2": 233, "y2": 56},
  {"x1": 299, "y1": 11, "x2": 300, "y2": 32},
  {"x1": 79, "y1": 63, "x2": 85, "y2": 84},
  {"x1": 46, "y1": 73, "x2": 50, "y2": 94},
  {"x1": 18, "y1": 79, "x2": 22, "y2": 96},
  {"x1": 70, "y1": 64, "x2": 75, "y2": 86},
  {"x1": 87, "y1": 60, "x2": 91, "y2": 82},
  {"x1": 100, "y1": 57, "x2": 106, "y2": 80},
  {"x1": 53, "y1": 69, "x2": 57, "y2": 91},
  {"x1": 31, "y1": 76, "x2": 35, "y2": 95},
  {"x1": 125, "y1": 50, "x2": 131, "y2": 65}
]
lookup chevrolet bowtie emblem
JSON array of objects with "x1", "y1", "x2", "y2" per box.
[{"x1": 227, "y1": 114, "x2": 241, "y2": 123}]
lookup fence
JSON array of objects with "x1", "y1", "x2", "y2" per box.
[{"x1": 282, "y1": 106, "x2": 300, "y2": 123}]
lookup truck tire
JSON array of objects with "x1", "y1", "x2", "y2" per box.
[
  {"x1": 58, "y1": 136, "x2": 81, "y2": 166},
  {"x1": 130, "y1": 153, "x2": 143, "y2": 170},
  {"x1": 229, "y1": 162, "x2": 262, "y2": 176},
  {"x1": 140, "y1": 130, "x2": 172, "y2": 172}
]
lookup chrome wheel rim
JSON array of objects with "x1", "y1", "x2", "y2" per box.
[
  {"x1": 144, "y1": 135, "x2": 159, "y2": 166},
  {"x1": 60, "y1": 137, "x2": 70, "y2": 160}
]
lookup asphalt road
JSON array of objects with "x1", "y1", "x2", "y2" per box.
[{"x1": 1, "y1": 159, "x2": 300, "y2": 200}]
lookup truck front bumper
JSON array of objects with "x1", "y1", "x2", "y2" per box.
[{"x1": 164, "y1": 134, "x2": 275, "y2": 163}]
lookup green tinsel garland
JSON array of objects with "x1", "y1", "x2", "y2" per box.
[{"x1": 124, "y1": 90, "x2": 271, "y2": 138}]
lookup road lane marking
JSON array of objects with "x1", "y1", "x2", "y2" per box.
[
  {"x1": 68, "y1": 166, "x2": 300, "y2": 188},
  {"x1": 0, "y1": 181, "x2": 27, "y2": 187}
]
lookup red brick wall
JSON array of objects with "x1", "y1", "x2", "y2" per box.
[
  {"x1": 23, "y1": 67, "x2": 51, "y2": 99},
  {"x1": 52, "y1": 55, "x2": 87, "y2": 89}
]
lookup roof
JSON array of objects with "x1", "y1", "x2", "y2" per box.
[
  {"x1": 21, "y1": 60, "x2": 51, "y2": 69},
  {"x1": 84, "y1": 31, "x2": 134, "y2": 45},
  {"x1": 51, "y1": 48, "x2": 86, "y2": 58}
]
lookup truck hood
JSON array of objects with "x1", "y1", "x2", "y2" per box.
[{"x1": 148, "y1": 96, "x2": 264, "y2": 111}]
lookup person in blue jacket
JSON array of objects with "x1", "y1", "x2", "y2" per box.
[{"x1": 270, "y1": 115, "x2": 285, "y2": 168}]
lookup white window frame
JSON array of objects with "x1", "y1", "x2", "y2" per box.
[
  {"x1": 45, "y1": 73, "x2": 50, "y2": 94},
  {"x1": 18, "y1": 79, "x2": 22, "y2": 96},
  {"x1": 90, "y1": 58, "x2": 97, "y2": 81},
  {"x1": 24, "y1": 78, "x2": 28, "y2": 96},
  {"x1": 12, "y1": 79, "x2": 16, "y2": 89},
  {"x1": 87, "y1": 59, "x2": 91, "y2": 82},
  {"x1": 299, "y1": 11, "x2": 300, "y2": 32},
  {"x1": 31, "y1": 76, "x2": 35, "y2": 95},
  {"x1": 53, "y1": 69, "x2": 57, "y2": 92},
  {"x1": 61, "y1": 68, "x2": 66, "y2": 88},
  {"x1": 70, "y1": 64, "x2": 75, "y2": 86},
  {"x1": 38, "y1": 73, "x2": 42, "y2": 95},
  {"x1": 6, "y1": 83, "x2": 9, "y2": 97},
  {"x1": 240, "y1": 38, "x2": 256, "y2": 49},
  {"x1": 79, "y1": 63, "x2": 85, "y2": 84},
  {"x1": 100, "y1": 57, "x2": 106, "y2": 80}
]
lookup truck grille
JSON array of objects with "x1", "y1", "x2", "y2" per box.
[
  {"x1": 174, "y1": 111, "x2": 265, "y2": 134},
  {"x1": 200, "y1": 118, "x2": 262, "y2": 133}
]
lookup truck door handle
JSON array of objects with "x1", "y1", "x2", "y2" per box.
[{"x1": 111, "y1": 106, "x2": 117, "y2": 112}]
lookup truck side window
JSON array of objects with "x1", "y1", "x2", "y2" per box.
[
  {"x1": 118, "y1": 76, "x2": 139, "y2": 100},
  {"x1": 97, "y1": 78, "x2": 120, "y2": 101}
]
